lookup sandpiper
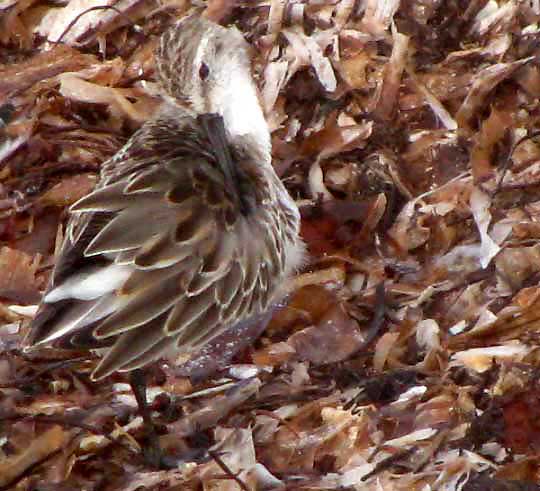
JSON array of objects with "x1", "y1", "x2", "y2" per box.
[{"x1": 24, "y1": 15, "x2": 304, "y2": 467}]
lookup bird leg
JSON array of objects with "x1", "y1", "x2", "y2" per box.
[{"x1": 128, "y1": 368, "x2": 165, "y2": 469}]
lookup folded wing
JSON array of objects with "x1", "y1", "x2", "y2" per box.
[{"x1": 25, "y1": 112, "x2": 291, "y2": 380}]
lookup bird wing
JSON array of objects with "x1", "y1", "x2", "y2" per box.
[{"x1": 25, "y1": 112, "x2": 294, "y2": 379}]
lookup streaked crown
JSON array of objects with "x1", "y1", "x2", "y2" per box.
[{"x1": 156, "y1": 16, "x2": 253, "y2": 113}]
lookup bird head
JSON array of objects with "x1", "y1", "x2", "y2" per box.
[{"x1": 156, "y1": 16, "x2": 254, "y2": 115}]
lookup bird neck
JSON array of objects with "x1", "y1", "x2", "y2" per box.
[{"x1": 208, "y1": 73, "x2": 272, "y2": 166}]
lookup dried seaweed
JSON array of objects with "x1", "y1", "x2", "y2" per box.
[{"x1": 2, "y1": 1, "x2": 540, "y2": 489}]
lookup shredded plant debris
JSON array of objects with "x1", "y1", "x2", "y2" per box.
[{"x1": 2, "y1": 0, "x2": 540, "y2": 489}]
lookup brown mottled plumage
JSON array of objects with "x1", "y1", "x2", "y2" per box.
[{"x1": 24, "y1": 16, "x2": 304, "y2": 381}]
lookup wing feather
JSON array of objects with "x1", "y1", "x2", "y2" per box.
[
  {"x1": 222, "y1": 287, "x2": 246, "y2": 322},
  {"x1": 163, "y1": 290, "x2": 214, "y2": 335},
  {"x1": 94, "y1": 273, "x2": 185, "y2": 338},
  {"x1": 176, "y1": 304, "x2": 221, "y2": 347},
  {"x1": 115, "y1": 337, "x2": 174, "y2": 373},
  {"x1": 134, "y1": 234, "x2": 192, "y2": 269},
  {"x1": 120, "y1": 256, "x2": 198, "y2": 294},
  {"x1": 174, "y1": 206, "x2": 214, "y2": 244},
  {"x1": 85, "y1": 204, "x2": 186, "y2": 256},
  {"x1": 25, "y1": 112, "x2": 301, "y2": 380},
  {"x1": 93, "y1": 314, "x2": 172, "y2": 379},
  {"x1": 125, "y1": 168, "x2": 170, "y2": 194},
  {"x1": 201, "y1": 231, "x2": 235, "y2": 273},
  {"x1": 216, "y1": 261, "x2": 243, "y2": 306},
  {"x1": 71, "y1": 182, "x2": 159, "y2": 213}
]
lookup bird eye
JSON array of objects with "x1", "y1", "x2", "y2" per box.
[{"x1": 199, "y1": 62, "x2": 210, "y2": 80}]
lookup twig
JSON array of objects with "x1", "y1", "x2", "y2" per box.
[
  {"x1": 0, "y1": 411, "x2": 138, "y2": 456},
  {"x1": 350, "y1": 281, "x2": 387, "y2": 356},
  {"x1": 0, "y1": 357, "x2": 87, "y2": 388},
  {"x1": 208, "y1": 449, "x2": 251, "y2": 491},
  {"x1": 361, "y1": 446, "x2": 418, "y2": 481},
  {"x1": 253, "y1": 409, "x2": 301, "y2": 438},
  {"x1": 491, "y1": 130, "x2": 540, "y2": 198},
  {"x1": 53, "y1": 5, "x2": 143, "y2": 47}
]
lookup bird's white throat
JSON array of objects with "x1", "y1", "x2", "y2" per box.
[{"x1": 211, "y1": 72, "x2": 271, "y2": 160}]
